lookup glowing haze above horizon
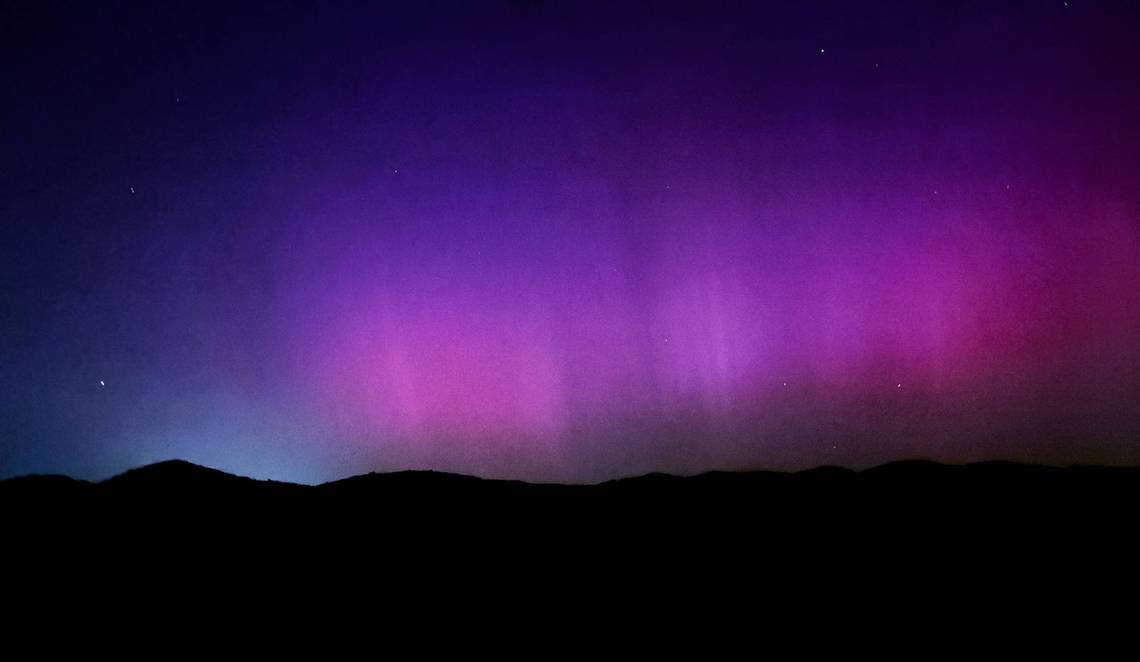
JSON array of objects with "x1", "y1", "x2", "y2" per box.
[{"x1": 3, "y1": 1, "x2": 1140, "y2": 484}]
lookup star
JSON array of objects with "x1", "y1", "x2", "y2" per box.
[
  {"x1": 99, "y1": 380, "x2": 105, "y2": 387},
  {"x1": 782, "y1": 382, "x2": 788, "y2": 387},
  {"x1": 819, "y1": 48, "x2": 825, "y2": 54},
  {"x1": 897, "y1": 383, "x2": 902, "y2": 388}
]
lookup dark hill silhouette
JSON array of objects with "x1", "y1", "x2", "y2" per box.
[
  {"x1": 6, "y1": 458, "x2": 1139, "y2": 528},
  {"x1": 5, "y1": 456, "x2": 1140, "y2": 501},
  {"x1": 106, "y1": 458, "x2": 247, "y2": 485},
  {"x1": 5, "y1": 458, "x2": 1139, "y2": 602},
  {"x1": 102, "y1": 458, "x2": 308, "y2": 499},
  {"x1": 4, "y1": 457, "x2": 1138, "y2": 576}
]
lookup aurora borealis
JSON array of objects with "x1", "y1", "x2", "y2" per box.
[{"x1": 3, "y1": 1, "x2": 1139, "y2": 484}]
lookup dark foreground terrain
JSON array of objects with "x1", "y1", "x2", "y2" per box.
[
  {"x1": 4, "y1": 459, "x2": 1138, "y2": 616},
  {"x1": 5, "y1": 459, "x2": 1139, "y2": 545}
]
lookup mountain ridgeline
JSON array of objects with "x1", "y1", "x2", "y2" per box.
[
  {"x1": 5, "y1": 459, "x2": 1138, "y2": 531},
  {"x1": 6, "y1": 459, "x2": 1139, "y2": 590}
]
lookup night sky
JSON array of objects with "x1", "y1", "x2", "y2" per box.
[{"x1": 3, "y1": 1, "x2": 1140, "y2": 484}]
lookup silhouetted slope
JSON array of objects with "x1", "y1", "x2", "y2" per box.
[
  {"x1": 5, "y1": 458, "x2": 1139, "y2": 599},
  {"x1": 102, "y1": 459, "x2": 307, "y2": 499},
  {"x1": 0, "y1": 473, "x2": 93, "y2": 501},
  {"x1": 5, "y1": 457, "x2": 1140, "y2": 506},
  {"x1": 5, "y1": 459, "x2": 1139, "y2": 538},
  {"x1": 105, "y1": 459, "x2": 248, "y2": 487}
]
